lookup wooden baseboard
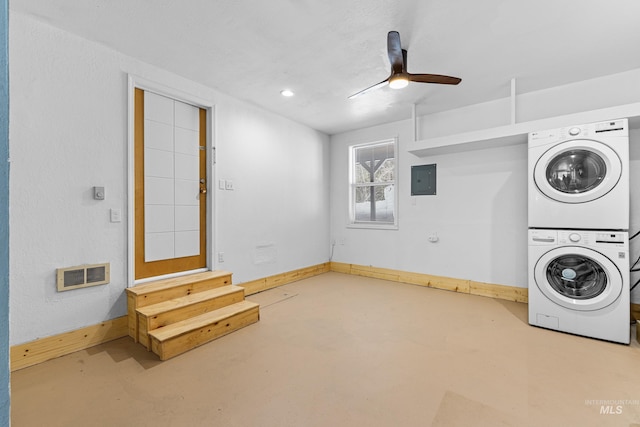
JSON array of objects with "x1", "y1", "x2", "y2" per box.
[
  {"x1": 9, "y1": 264, "x2": 330, "y2": 371},
  {"x1": 330, "y1": 262, "x2": 529, "y2": 303},
  {"x1": 10, "y1": 267, "x2": 635, "y2": 371},
  {"x1": 10, "y1": 316, "x2": 128, "y2": 372},
  {"x1": 240, "y1": 263, "x2": 331, "y2": 295}
]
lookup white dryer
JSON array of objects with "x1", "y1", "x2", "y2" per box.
[
  {"x1": 528, "y1": 119, "x2": 629, "y2": 230},
  {"x1": 528, "y1": 229, "x2": 629, "y2": 344}
]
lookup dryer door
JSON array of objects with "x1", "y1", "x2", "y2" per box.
[
  {"x1": 533, "y1": 139, "x2": 622, "y2": 204},
  {"x1": 534, "y1": 246, "x2": 622, "y2": 311}
]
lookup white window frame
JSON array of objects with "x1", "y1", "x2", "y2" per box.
[{"x1": 348, "y1": 138, "x2": 398, "y2": 230}]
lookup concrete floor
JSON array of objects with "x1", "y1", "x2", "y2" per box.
[{"x1": 11, "y1": 272, "x2": 640, "y2": 426}]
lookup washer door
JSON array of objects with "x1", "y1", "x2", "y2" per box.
[
  {"x1": 533, "y1": 139, "x2": 622, "y2": 204},
  {"x1": 534, "y1": 246, "x2": 622, "y2": 311}
]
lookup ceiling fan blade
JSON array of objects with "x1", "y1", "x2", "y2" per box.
[
  {"x1": 348, "y1": 78, "x2": 389, "y2": 99},
  {"x1": 387, "y1": 31, "x2": 404, "y2": 74},
  {"x1": 408, "y1": 73, "x2": 461, "y2": 85}
]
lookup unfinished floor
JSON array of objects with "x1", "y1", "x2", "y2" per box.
[{"x1": 11, "y1": 272, "x2": 640, "y2": 426}]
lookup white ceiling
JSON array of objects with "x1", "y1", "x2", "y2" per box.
[{"x1": 11, "y1": 0, "x2": 640, "y2": 135}]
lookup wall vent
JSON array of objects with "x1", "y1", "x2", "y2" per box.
[{"x1": 56, "y1": 263, "x2": 110, "y2": 292}]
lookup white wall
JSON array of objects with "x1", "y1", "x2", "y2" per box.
[
  {"x1": 9, "y1": 13, "x2": 330, "y2": 345},
  {"x1": 215, "y1": 99, "x2": 330, "y2": 282},
  {"x1": 331, "y1": 72, "x2": 640, "y2": 304},
  {"x1": 331, "y1": 120, "x2": 528, "y2": 287}
]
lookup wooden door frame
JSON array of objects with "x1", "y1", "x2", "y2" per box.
[{"x1": 127, "y1": 74, "x2": 215, "y2": 286}]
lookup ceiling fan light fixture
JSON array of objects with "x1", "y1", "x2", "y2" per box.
[{"x1": 388, "y1": 75, "x2": 409, "y2": 89}]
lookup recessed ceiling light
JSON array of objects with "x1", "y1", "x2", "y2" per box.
[{"x1": 280, "y1": 89, "x2": 295, "y2": 97}]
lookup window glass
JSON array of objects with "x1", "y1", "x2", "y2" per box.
[{"x1": 350, "y1": 140, "x2": 397, "y2": 227}]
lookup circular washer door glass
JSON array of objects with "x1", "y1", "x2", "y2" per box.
[
  {"x1": 546, "y1": 254, "x2": 607, "y2": 299},
  {"x1": 545, "y1": 149, "x2": 606, "y2": 194},
  {"x1": 534, "y1": 246, "x2": 622, "y2": 311}
]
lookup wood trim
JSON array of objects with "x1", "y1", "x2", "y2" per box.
[
  {"x1": 469, "y1": 280, "x2": 529, "y2": 303},
  {"x1": 12, "y1": 269, "x2": 634, "y2": 370},
  {"x1": 330, "y1": 262, "x2": 528, "y2": 303},
  {"x1": 240, "y1": 263, "x2": 331, "y2": 295},
  {"x1": 134, "y1": 89, "x2": 208, "y2": 279},
  {"x1": 198, "y1": 107, "x2": 207, "y2": 266},
  {"x1": 10, "y1": 316, "x2": 128, "y2": 372},
  {"x1": 134, "y1": 88, "x2": 145, "y2": 277}
]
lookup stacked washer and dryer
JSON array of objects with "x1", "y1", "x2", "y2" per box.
[{"x1": 528, "y1": 119, "x2": 630, "y2": 344}]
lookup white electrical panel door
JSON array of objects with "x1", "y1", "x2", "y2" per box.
[{"x1": 144, "y1": 92, "x2": 201, "y2": 262}]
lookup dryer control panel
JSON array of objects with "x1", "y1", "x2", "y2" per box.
[{"x1": 528, "y1": 118, "x2": 628, "y2": 147}]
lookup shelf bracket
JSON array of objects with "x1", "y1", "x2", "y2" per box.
[{"x1": 412, "y1": 103, "x2": 417, "y2": 142}]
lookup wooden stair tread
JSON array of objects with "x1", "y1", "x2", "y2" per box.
[
  {"x1": 149, "y1": 300, "x2": 259, "y2": 342},
  {"x1": 136, "y1": 286, "x2": 244, "y2": 318},
  {"x1": 125, "y1": 271, "x2": 232, "y2": 296}
]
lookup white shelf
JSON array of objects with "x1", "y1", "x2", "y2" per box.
[{"x1": 408, "y1": 102, "x2": 640, "y2": 157}]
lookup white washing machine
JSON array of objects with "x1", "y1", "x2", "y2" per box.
[
  {"x1": 528, "y1": 119, "x2": 629, "y2": 230},
  {"x1": 528, "y1": 229, "x2": 629, "y2": 344}
]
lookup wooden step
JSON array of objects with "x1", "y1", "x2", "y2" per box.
[
  {"x1": 136, "y1": 285, "x2": 245, "y2": 350},
  {"x1": 127, "y1": 271, "x2": 233, "y2": 306},
  {"x1": 125, "y1": 271, "x2": 232, "y2": 341},
  {"x1": 149, "y1": 300, "x2": 260, "y2": 361}
]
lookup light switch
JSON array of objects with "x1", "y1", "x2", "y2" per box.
[
  {"x1": 110, "y1": 208, "x2": 121, "y2": 223},
  {"x1": 218, "y1": 179, "x2": 226, "y2": 190}
]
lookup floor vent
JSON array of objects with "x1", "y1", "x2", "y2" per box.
[{"x1": 56, "y1": 263, "x2": 110, "y2": 291}]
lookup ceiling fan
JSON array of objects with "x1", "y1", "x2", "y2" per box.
[{"x1": 348, "y1": 31, "x2": 461, "y2": 99}]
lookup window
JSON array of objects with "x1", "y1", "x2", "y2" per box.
[{"x1": 349, "y1": 139, "x2": 397, "y2": 228}]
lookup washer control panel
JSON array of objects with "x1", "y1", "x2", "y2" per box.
[
  {"x1": 595, "y1": 232, "x2": 626, "y2": 244},
  {"x1": 530, "y1": 229, "x2": 628, "y2": 248},
  {"x1": 556, "y1": 230, "x2": 627, "y2": 248},
  {"x1": 529, "y1": 229, "x2": 557, "y2": 245},
  {"x1": 558, "y1": 231, "x2": 590, "y2": 245}
]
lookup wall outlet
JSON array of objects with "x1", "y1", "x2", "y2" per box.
[
  {"x1": 428, "y1": 233, "x2": 439, "y2": 243},
  {"x1": 225, "y1": 180, "x2": 234, "y2": 190},
  {"x1": 218, "y1": 252, "x2": 225, "y2": 263}
]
